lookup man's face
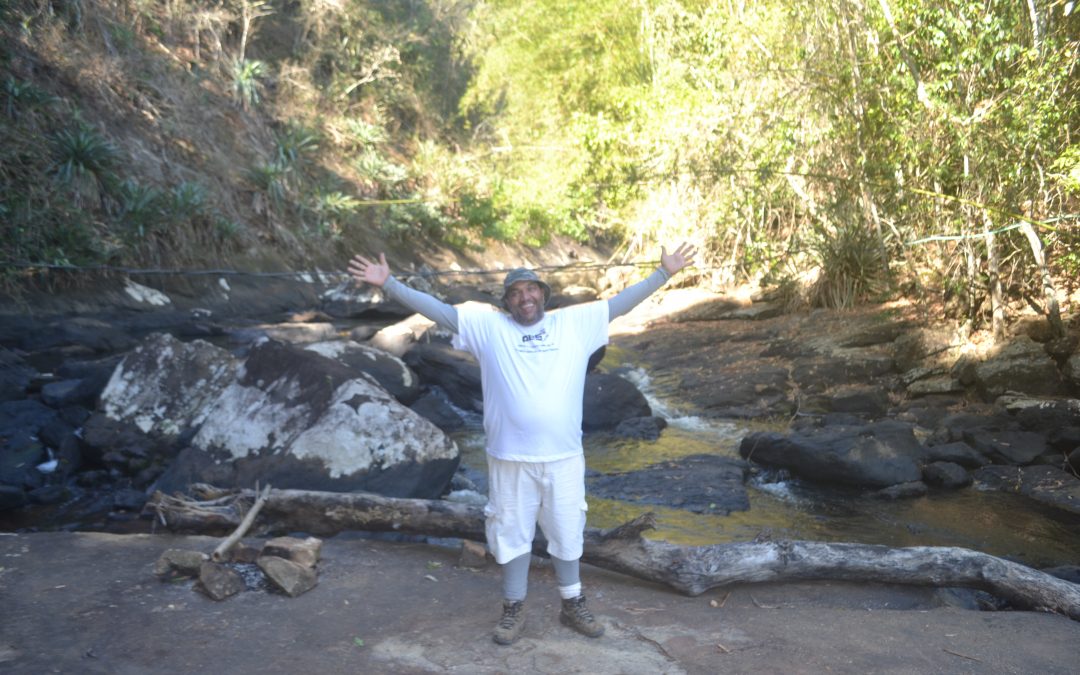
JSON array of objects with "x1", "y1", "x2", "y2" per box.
[{"x1": 505, "y1": 280, "x2": 545, "y2": 326}]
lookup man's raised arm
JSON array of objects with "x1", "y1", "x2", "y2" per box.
[
  {"x1": 348, "y1": 253, "x2": 459, "y2": 333},
  {"x1": 607, "y1": 242, "x2": 697, "y2": 320}
]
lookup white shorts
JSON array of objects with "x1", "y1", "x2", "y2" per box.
[{"x1": 484, "y1": 454, "x2": 588, "y2": 565}]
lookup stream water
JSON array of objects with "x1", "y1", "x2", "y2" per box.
[{"x1": 452, "y1": 346, "x2": 1080, "y2": 570}]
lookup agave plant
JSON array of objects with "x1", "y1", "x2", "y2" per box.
[
  {"x1": 308, "y1": 189, "x2": 360, "y2": 238},
  {"x1": 116, "y1": 179, "x2": 165, "y2": 239},
  {"x1": 341, "y1": 117, "x2": 386, "y2": 149},
  {"x1": 247, "y1": 159, "x2": 291, "y2": 208},
  {"x1": 275, "y1": 123, "x2": 320, "y2": 168},
  {"x1": 4, "y1": 76, "x2": 50, "y2": 119},
  {"x1": 169, "y1": 181, "x2": 208, "y2": 219},
  {"x1": 51, "y1": 126, "x2": 118, "y2": 185},
  {"x1": 230, "y1": 58, "x2": 265, "y2": 110}
]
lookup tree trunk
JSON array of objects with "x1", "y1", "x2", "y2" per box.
[
  {"x1": 983, "y1": 214, "x2": 1005, "y2": 342},
  {"x1": 147, "y1": 487, "x2": 1080, "y2": 621},
  {"x1": 1020, "y1": 220, "x2": 1064, "y2": 338}
]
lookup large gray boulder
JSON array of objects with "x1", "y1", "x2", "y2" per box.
[
  {"x1": 1065, "y1": 353, "x2": 1080, "y2": 389},
  {"x1": 961, "y1": 429, "x2": 1047, "y2": 465},
  {"x1": 155, "y1": 339, "x2": 458, "y2": 498},
  {"x1": 973, "y1": 465, "x2": 1080, "y2": 516},
  {"x1": 304, "y1": 340, "x2": 421, "y2": 405},
  {"x1": 100, "y1": 332, "x2": 239, "y2": 438},
  {"x1": 582, "y1": 373, "x2": 652, "y2": 431},
  {"x1": 0, "y1": 400, "x2": 55, "y2": 496},
  {"x1": 738, "y1": 420, "x2": 924, "y2": 488},
  {"x1": 0, "y1": 350, "x2": 35, "y2": 402},
  {"x1": 973, "y1": 336, "x2": 1064, "y2": 397},
  {"x1": 892, "y1": 327, "x2": 961, "y2": 373}
]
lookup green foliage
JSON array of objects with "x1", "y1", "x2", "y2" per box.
[
  {"x1": 50, "y1": 125, "x2": 117, "y2": 188},
  {"x1": 116, "y1": 179, "x2": 165, "y2": 239},
  {"x1": 275, "y1": 121, "x2": 321, "y2": 168},
  {"x1": 308, "y1": 189, "x2": 360, "y2": 238},
  {"x1": 806, "y1": 221, "x2": 886, "y2": 309},
  {"x1": 352, "y1": 150, "x2": 406, "y2": 185},
  {"x1": 1052, "y1": 146, "x2": 1080, "y2": 195},
  {"x1": 4, "y1": 76, "x2": 51, "y2": 118},
  {"x1": 2, "y1": 189, "x2": 106, "y2": 266},
  {"x1": 340, "y1": 117, "x2": 386, "y2": 149},
  {"x1": 230, "y1": 59, "x2": 265, "y2": 110},
  {"x1": 168, "y1": 181, "x2": 208, "y2": 221},
  {"x1": 247, "y1": 160, "x2": 291, "y2": 208},
  {"x1": 379, "y1": 199, "x2": 450, "y2": 243},
  {"x1": 5, "y1": 0, "x2": 1077, "y2": 306},
  {"x1": 213, "y1": 216, "x2": 244, "y2": 242}
]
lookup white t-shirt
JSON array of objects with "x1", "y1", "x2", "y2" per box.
[{"x1": 452, "y1": 302, "x2": 609, "y2": 462}]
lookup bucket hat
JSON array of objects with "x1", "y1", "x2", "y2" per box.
[{"x1": 502, "y1": 268, "x2": 551, "y2": 307}]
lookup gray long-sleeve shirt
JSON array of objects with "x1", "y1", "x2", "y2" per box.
[{"x1": 380, "y1": 267, "x2": 671, "y2": 333}]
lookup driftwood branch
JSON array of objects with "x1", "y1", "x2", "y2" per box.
[
  {"x1": 149, "y1": 485, "x2": 486, "y2": 541},
  {"x1": 147, "y1": 487, "x2": 1080, "y2": 621},
  {"x1": 211, "y1": 482, "x2": 272, "y2": 562}
]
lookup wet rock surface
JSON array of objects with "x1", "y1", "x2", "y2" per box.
[
  {"x1": 2, "y1": 276, "x2": 1080, "y2": 531},
  {"x1": 614, "y1": 299, "x2": 1080, "y2": 517},
  {"x1": 587, "y1": 454, "x2": 749, "y2": 514}
]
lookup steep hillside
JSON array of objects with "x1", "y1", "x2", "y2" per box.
[{"x1": 0, "y1": 0, "x2": 491, "y2": 285}]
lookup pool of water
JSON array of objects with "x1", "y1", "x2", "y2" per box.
[{"x1": 451, "y1": 355, "x2": 1080, "y2": 571}]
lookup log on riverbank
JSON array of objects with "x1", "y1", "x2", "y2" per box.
[{"x1": 147, "y1": 486, "x2": 1080, "y2": 621}]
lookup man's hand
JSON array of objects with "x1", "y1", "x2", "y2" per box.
[
  {"x1": 660, "y1": 242, "x2": 697, "y2": 276},
  {"x1": 348, "y1": 252, "x2": 391, "y2": 287}
]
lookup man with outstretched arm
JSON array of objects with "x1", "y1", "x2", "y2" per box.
[{"x1": 348, "y1": 244, "x2": 696, "y2": 645}]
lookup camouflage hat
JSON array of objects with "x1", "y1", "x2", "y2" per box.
[{"x1": 502, "y1": 267, "x2": 551, "y2": 306}]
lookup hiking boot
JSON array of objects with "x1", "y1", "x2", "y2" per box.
[
  {"x1": 559, "y1": 595, "x2": 604, "y2": 638},
  {"x1": 493, "y1": 600, "x2": 526, "y2": 645}
]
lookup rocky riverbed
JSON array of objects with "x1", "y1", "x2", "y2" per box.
[{"x1": 2, "y1": 272, "x2": 1080, "y2": 573}]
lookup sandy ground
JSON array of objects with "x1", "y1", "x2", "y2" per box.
[{"x1": 2, "y1": 531, "x2": 1079, "y2": 674}]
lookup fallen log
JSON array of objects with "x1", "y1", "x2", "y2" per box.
[
  {"x1": 149, "y1": 484, "x2": 486, "y2": 541},
  {"x1": 147, "y1": 486, "x2": 1080, "y2": 621}
]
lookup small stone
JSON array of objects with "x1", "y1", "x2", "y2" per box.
[
  {"x1": 457, "y1": 540, "x2": 491, "y2": 569},
  {"x1": 923, "y1": 462, "x2": 972, "y2": 489},
  {"x1": 197, "y1": 561, "x2": 245, "y2": 600},
  {"x1": 262, "y1": 536, "x2": 322, "y2": 569},
  {"x1": 257, "y1": 556, "x2": 318, "y2": 597},
  {"x1": 154, "y1": 549, "x2": 208, "y2": 579},
  {"x1": 229, "y1": 542, "x2": 262, "y2": 564}
]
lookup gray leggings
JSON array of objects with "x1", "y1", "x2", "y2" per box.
[{"x1": 502, "y1": 553, "x2": 580, "y2": 601}]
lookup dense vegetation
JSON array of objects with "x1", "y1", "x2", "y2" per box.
[{"x1": 2, "y1": 0, "x2": 1078, "y2": 331}]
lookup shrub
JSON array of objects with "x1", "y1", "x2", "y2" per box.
[
  {"x1": 806, "y1": 220, "x2": 885, "y2": 309},
  {"x1": 247, "y1": 160, "x2": 291, "y2": 208},
  {"x1": 168, "y1": 181, "x2": 208, "y2": 221},
  {"x1": 230, "y1": 59, "x2": 265, "y2": 110},
  {"x1": 116, "y1": 179, "x2": 165, "y2": 239},
  {"x1": 308, "y1": 190, "x2": 360, "y2": 238},
  {"x1": 340, "y1": 117, "x2": 386, "y2": 149},
  {"x1": 4, "y1": 76, "x2": 51, "y2": 119},
  {"x1": 50, "y1": 125, "x2": 118, "y2": 194},
  {"x1": 275, "y1": 122, "x2": 321, "y2": 168}
]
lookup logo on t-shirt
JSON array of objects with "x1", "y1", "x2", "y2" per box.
[{"x1": 521, "y1": 328, "x2": 547, "y2": 343}]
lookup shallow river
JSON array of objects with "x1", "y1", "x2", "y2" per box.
[{"x1": 452, "y1": 348, "x2": 1080, "y2": 570}]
